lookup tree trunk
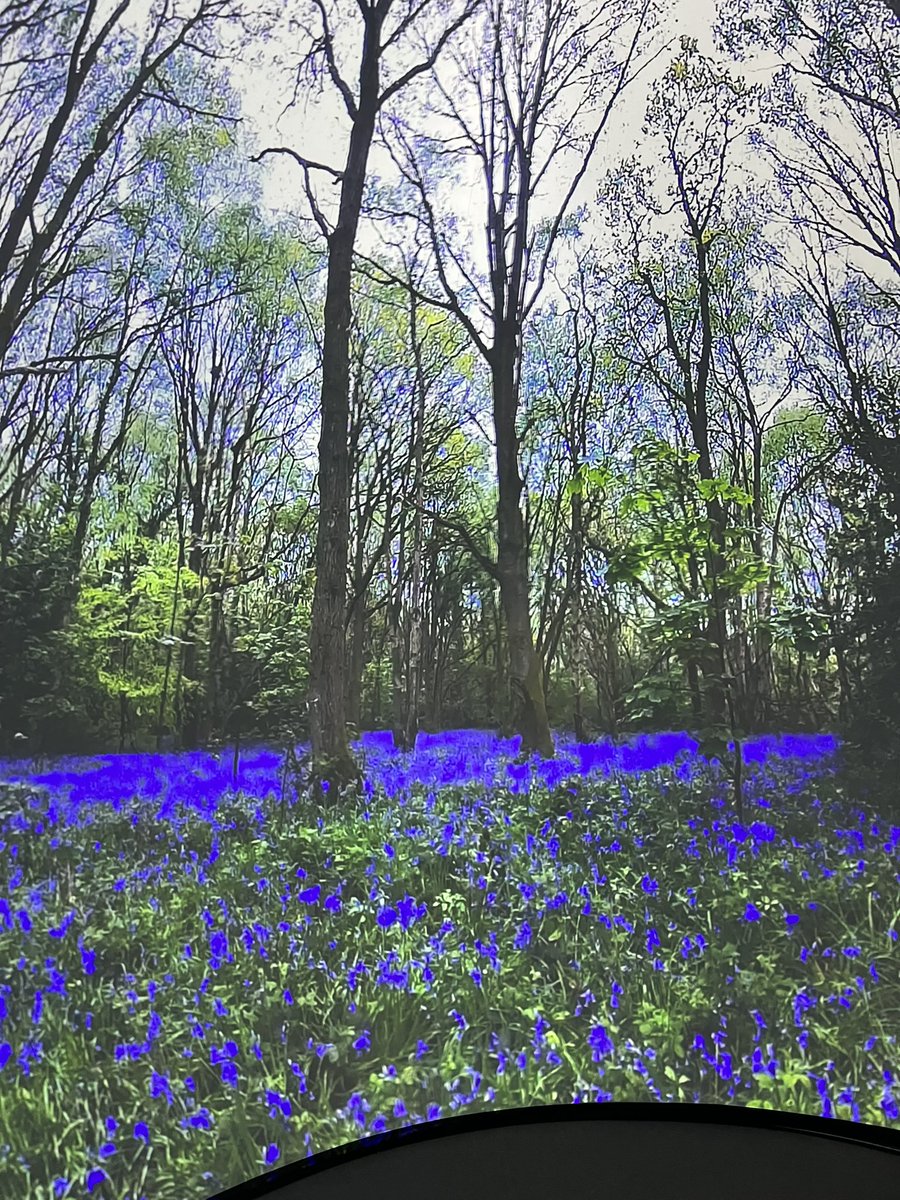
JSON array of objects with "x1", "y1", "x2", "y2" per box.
[
  {"x1": 683, "y1": 232, "x2": 730, "y2": 730},
  {"x1": 687, "y1": 658, "x2": 703, "y2": 725},
  {"x1": 156, "y1": 513, "x2": 184, "y2": 753},
  {"x1": 833, "y1": 631, "x2": 852, "y2": 724},
  {"x1": 494, "y1": 594, "x2": 506, "y2": 732},
  {"x1": 347, "y1": 596, "x2": 366, "y2": 732},
  {"x1": 400, "y1": 290, "x2": 427, "y2": 750},
  {"x1": 207, "y1": 572, "x2": 225, "y2": 744},
  {"x1": 390, "y1": 515, "x2": 407, "y2": 749},
  {"x1": 481, "y1": 594, "x2": 492, "y2": 723},
  {"x1": 118, "y1": 548, "x2": 135, "y2": 754},
  {"x1": 570, "y1": 487, "x2": 586, "y2": 742},
  {"x1": 179, "y1": 503, "x2": 206, "y2": 749},
  {"x1": 404, "y1": 516, "x2": 424, "y2": 748},
  {"x1": 420, "y1": 549, "x2": 435, "y2": 729},
  {"x1": 429, "y1": 573, "x2": 445, "y2": 730},
  {"x1": 307, "y1": 10, "x2": 386, "y2": 795},
  {"x1": 730, "y1": 595, "x2": 748, "y2": 728},
  {"x1": 491, "y1": 323, "x2": 554, "y2": 759}
]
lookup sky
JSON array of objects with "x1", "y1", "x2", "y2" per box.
[
  {"x1": 220, "y1": 0, "x2": 797, "y2": 380},
  {"x1": 108, "y1": 0, "x2": 787, "y2": 309},
  {"x1": 231, "y1": 0, "x2": 735, "y2": 240},
  {"x1": 207, "y1": 0, "x2": 800, "y2": 463},
  {"x1": 100, "y1": 0, "x2": 870, "y2": 462}
]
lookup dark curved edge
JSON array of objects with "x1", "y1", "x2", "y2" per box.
[{"x1": 208, "y1": 1102, "x2": 900, "y2": 1200}]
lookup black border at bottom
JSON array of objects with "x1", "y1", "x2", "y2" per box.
[{"x1": 209, "y1": 1101, "x2": 900, "y2": 1200}]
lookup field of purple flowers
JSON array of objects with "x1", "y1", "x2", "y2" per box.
[{"x1": 0, "y1": 728, "x2": 898, "y2": 1200}]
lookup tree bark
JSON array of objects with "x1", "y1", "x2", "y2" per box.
[
  {"x1": 570, "y1": 482, "x2": 587, "y2": 742},
  {"x1": 492, "y1": 322, "x2": 554, "y2": 759},
  {"x1": 400, "y1": 285, "x2": 427, "y2": 750},
  {"x1": 346, "y1": 594, "x2": 366, "y2": 732},
  {"x1": 180, "y1": 486, "x2": 207, "y2": 749},
  {"x1": 307, "y1": 10, "x2": 387, "y2": 794}
]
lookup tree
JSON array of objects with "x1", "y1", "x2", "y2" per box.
[
  {"x1": 156, "y1": 223, "x2": 308, "y2": 745},
  {"x1": 0, "y1": 0, "x2": 241, "y2": 370},
  {"x1": 721, "y1": 0, "x2": 900, "y2": 528},
  {"x1": 724, "y1": 0, "x2": 900, "y2": 752},
  {"x1": 366, "y1": 0, "x2": 656, "y2": 757},
  {"x1": 597, "y1": 42, "x2": 773, "y2": 736},
  {"x1": 254, "y1": 0, "x2": 477, "y2": 796},
  {"x1": 526, "y1": 247, "x2": 624, "y2": 740},
  {"x1": 0, "y1": 174, "x2": 182, "y2": 751}
]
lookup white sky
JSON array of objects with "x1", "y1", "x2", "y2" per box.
[
  {"x1": 232, "y1": 0, "x2": 733, "y2": 237},
  {"x1": 110, "y1": 0, "x2": 857, "y2": 451},
  {"x1": 215, "y1": 0, "x2": 793, "y2": 459},
  {"x1": 109, "y1": 0, "x2": 786, "y2": 308}
]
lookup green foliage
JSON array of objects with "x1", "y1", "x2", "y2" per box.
[
  {"x1": 140, "y1": 120, "x2": 233, "y2": 200},
  {"x1": 239, "y1": 597, "x2": 311, "y2": 738},
  {"x1": 766, "y1": 604, "x2": 831, "y2": 652},
  {"x1": 622, "y1": 674, "x2": 683, "y2": 725},
  {"x1": 0, "y1": 518, "x2": 83, "y2": 751},
  {"x1": 564, "y1": 463, "x2": 613, "y2": 499},
  {"x1": 67, "y1": 546, "x2": 192, "y2": 730},
  {"x1": 761, "y1": 405, "x2": 830, "y2": 493},
  {"x1": 602, "y1": 433, "x2": 765, "y2": 619}
]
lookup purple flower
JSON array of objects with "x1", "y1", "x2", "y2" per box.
[{"x1": 588, "y1": 1025, "x2": 614, "y2": 1062}]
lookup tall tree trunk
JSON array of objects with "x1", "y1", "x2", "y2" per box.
[
  {"x1": 730, "y1": 595, "x2": 748, "y2": 728},
  {"x1": 346, "y1": 596, "x2": 366, "y2": 732},
  {"x1": 748, "y1": 425, "x2": 774, "y2": 728},
  {"x1": 690, "y1": 401, "x2": 730, "y2": 728},
  {"x1": 428, "y1": 568, "x2": 445, "y2": 731},
  {"x1": 180, "y1": 499, "x2": 206, "y2": 749},
  {"x1": 420, "y1": 548, "x2": 436, "y2": 730},
  {"x1": 401, "y1": 286, "x2": 427, "y2": 751},
  {"x1": 207, "y1": 568, "x2": 225, "y2": 744},
  {"x1": 696, "y1": 243, "x2": 731, "y2": 730},
  {"x1": 404, "y1": 511, "x2": 424, "y2": 748},
  {"x1": 570, "y1": 488, "x2": 586, "y2": 742},
  {"x1": 687, "y1": 659, "x2": 703, "y2": 724},
  {"x1": 118, "y1": 548, "x2": 135, "y2": 754},
  {"x1": 156, "y1": 492, "x2": 184, "y2": 753},
  {"x1": 481, "y1": 594, "x2": 492, "y2": 724},
  {"x1": 389, "y1": 497, "x2": 409, "y2": 749},
  {"x1": 685, "y1": 554, "x2": 704, "y2": 724},
  {"x1": 390, "y1": 612, "x2": 406, "y2": 746},
  {"x1": 495, "y1": 598, "x2": 509, "y2": 736},
  {"x1": 701, "y1": 529, "x2": 729, "y2": 727},
  {"x1": 373, "y1": 619, "x2": 384, "y2": 724},
  {"x1": 610, "y1": 613, "x2": 623, "y2": 736},
  {"x1": 307, "y1": 9, "x2": 386, "y2": 794},
  {"x1": 491, "y1": 323, "x2": 554, "y2": 759}
]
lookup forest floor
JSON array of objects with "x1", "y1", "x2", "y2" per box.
[{"x1": 0, "y1": 729, "x2": 897, "y2": 1200}]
